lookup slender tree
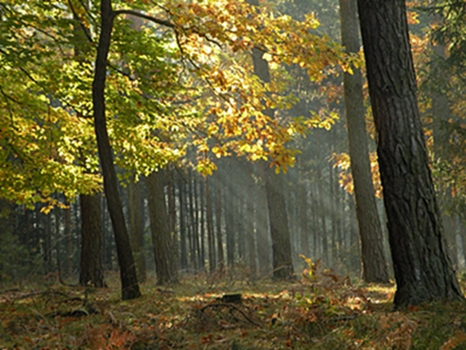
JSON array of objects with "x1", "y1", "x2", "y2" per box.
[
  {"x1": 248, "y1": 0, "x2": 294, "y2": 280},
  {"x1": 147, "y1": 170, "x2": 178, "y2": 285},
  {"x1": 128, "y1": 176, "x2": 147, "y2": 283},
  {"x1": 339, "y1": 0, "x2": 390, "y2": 283},
  {"x1": 92, "y1": 0, "x2": 140, "y2": 300},
  {"x1": 357, "y1": 0, "x2": 463, "y2": 307}
]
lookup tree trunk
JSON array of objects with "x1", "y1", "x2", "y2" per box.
[
  {"x1": 64, "y1": 203, "x2": 72, "y2": 277},
  {"x1": 215, "y1": 170, "x2": 225, "y2": 269},
  {"x1": 316, "y1": 135, "x2": 329, "y2": 265},
  {"x1": 245, "y1": 163, "x2": 257, "y2": 277},
  {"x1": 255, "y1": 165, "x2": 271, "y2": 275},
  {"x1": 44, "y1": 209, "x2": 54, "y2": 275},
  {"x1": 247, "y1": 0, "x2": 293, "y2": 279},
  {"x1": 92, "y1": 0, "x2": 140, "y2": 300},
  {"x1": 178, "y1": 177, "x2": 188, "y2": 271},
  {"x1": 263, "y1": 163, "x2": 294, "y2": 279},
  {"x1": 339, "y1": 0, "x2": 390, "y2": 283},
  {"x1": 146, "y1": 170, "x2": 178, "y2": 285},
  {"x1": 225, "y1": 160, "x2": 236, "y2": 267},
  {"x1": 206, "y1": 176, "x2": 216, "y2": 273},
  {"x1": 79, "y1": 194, "x2": 105, "y2": 287},
  {"x1": 357, "y1": 0, "x2": 463, "y2": 307},
  {"x1": 128, "y1": 176, "x2": 147, "y2": 283}
]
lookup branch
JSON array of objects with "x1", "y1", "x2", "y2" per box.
[
  {"x1": 113, "y1": 9, "x2": 175, "y2": 28},
  {"x1": 67, "y1": 0, "x2": 94, "y2": 44}
]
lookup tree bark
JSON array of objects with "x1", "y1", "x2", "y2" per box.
[
  {"x1": 357, "y1": 0, "x2": 463, "y2": 307},
  {"x1": 206, "y1": 176, "x2": 216, "y2": 273},
  {"x1": 254, "y1": 165, "x2": 271, "y2": 275},
  {"x1": 92, "y1": 0, "x2": 140, "y2": 300},
  {"x1": 128, "y1": 176, "x2": 147, "y2": 283},
  {"x1": 146, "y1": 170, "x2": 178, "y2": 285},
  {"x1": 247, "y1": 0, "x2": 293, "y2": 280},
  {"x1": 339, "y1": 0, "x2": 390, "y2": 283},
  {"x1": 79, "y1": 194, "x2": 105, "y2": 287},
  {"x1": 178, "y1": 177, "x2": 188, "y2": 271},
  {"x1": 215, "y1": 170, "x2": 225, "y2": 269}
]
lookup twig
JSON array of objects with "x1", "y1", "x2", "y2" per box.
[{"x1": 201, "y1": 303, "x2": 262, "y2": 327}]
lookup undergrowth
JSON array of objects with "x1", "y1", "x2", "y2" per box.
[{"x1": 2, "y1": 259, "x2": 466, "y2": 349}]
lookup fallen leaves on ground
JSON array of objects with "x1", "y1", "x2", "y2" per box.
[{"x1": 1, "y1": 265, "x2": 466, "y2": 349}]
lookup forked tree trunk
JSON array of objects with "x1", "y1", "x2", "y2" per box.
[
  {"x1": 357, "y1": 0, "x2": 463, "y2": 308},
  {"x1": 92, "y1": 0, "x2": 140, "y2": 300},
  {"x1": 339, "y1": 0, "x2": 390, "y2": 283}
]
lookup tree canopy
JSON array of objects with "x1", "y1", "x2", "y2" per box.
[{"x1": 0, "y1": 0, "x2": 356, "y2": 206}]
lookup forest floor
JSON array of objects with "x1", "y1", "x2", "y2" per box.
[{"x1": 2, "y1": 262, "x2": 466, "y2": 349}]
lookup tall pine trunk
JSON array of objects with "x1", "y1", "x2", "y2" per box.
[{"x1": 357, "y1": 0, "x2": 463, "y2": 307}]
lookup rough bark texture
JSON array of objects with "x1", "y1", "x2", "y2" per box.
[
  {"x1": 146, "y1": 170, "x2": 178, "y2": 285},
  {"x1": 92, "y1": 0, "x2": 140, "y2": 300},
  {"x1": 339, "y1": 0, "x2": 390, "y2": 283},
  {"x1": 79, "y1": 194, "x2": 105, "y2": 288},
  {"x1": 357, "y1": 0, "x2": 463, "y2": 307}
]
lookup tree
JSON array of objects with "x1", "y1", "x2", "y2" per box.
[
  {"x1": 357, "y1": 0, "x2": 463, "y2": 307},
  {"x1": 79, "y1": 194, "x2": 105, "y2": 287},
  {"x1": 128, "y1": 176, "x2": 147, "y2": 283},
  {"x1": 92, "y1": 0, "x2": 140, "y2": 300},
  {"x1": 339, "y1": 0, "x2": 390, "y2": 283},
  {"x1": 146, "y1": 169, "x2": 178, "y2": 285},
  {"x1": 251, "y1": 46, "x2": 294, "y2": 279}
]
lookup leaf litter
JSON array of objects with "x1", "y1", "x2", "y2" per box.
[{"x1": 1, "y1": 262, "x2": 466, "y2": 349}]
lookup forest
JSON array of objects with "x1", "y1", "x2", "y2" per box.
[{"x1": 1, "y1": 0, "x2": 466, "y2": 348}]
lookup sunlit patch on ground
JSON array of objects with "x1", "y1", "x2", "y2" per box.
[{"x1": 2, "y1": 270, "x2": 466, "y2": 349}]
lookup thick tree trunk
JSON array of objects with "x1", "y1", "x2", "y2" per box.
[
  {"x1": 92, "y1": 0, "x2": 140, "y2": 300},
  {"x1": 79, "y1": 194, "x2": 105, "y2": 287},
  {"x1": 339, "y1": 0, "x2": 390, "y2": 283},
  {"x1": 357, "y1": 0, "x2": 463, "y2": 307},
  {"x1": 146, "y1": 170, "x2": 178, "y2": 285}
]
